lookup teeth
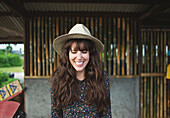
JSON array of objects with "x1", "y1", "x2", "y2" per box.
[{"x1": 75, "y1": 62, "x2": 83, "y2": 65}]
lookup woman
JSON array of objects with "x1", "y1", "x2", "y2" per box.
[{"x1": 51, "y1": 24, "x2": 111, "y2": 117}]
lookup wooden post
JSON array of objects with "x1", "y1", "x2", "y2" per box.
[
  {"x1": 164, "y1": 31, "x2": 167, "y2": 118},
  {"x1": 45, "y1": 17, "x2": 49, "y2": 76},
  {"x1": 41, "y1": 17, "x2": 45, "y2": 76},
  {"x1": 140, "y1": 30, "x2": 144, "y2": 118},
  {"x1": 113, "y1": 18, "x2": 117, "y2": 76},
  {"x1": 130, "y1": 18, "x2": 133, "y2": 75},
  {"x1": 99, "y1": 17, "x2": 102, "y2": 61},
  {"x1": 33, "y1": 17, "x2": 37, "y2": 76},
  {"x1": 122, "y1": 18, "x2": 125, "y2": 75},
  {"x1": 29, "y1": 18, "x2": 33, "y2": 76},
  {"x1": 117, "y1": 18, "x2": 120, "y2": 75},
  {"x1": 144, "y1": 31, "x2": 147, "y2": 118},
  {"x1": 49, "y1": 17, "x2": 53, "y2": 75},
  {"x1": 157, "y1": 31, "x2": 160, "y2": 118},
  {"x1": 37, "y1": 17, "x2": 41, "y2": 76},
  {"x1": 150, "y1": 31, "x2": 153, "y2": 118},
  {"x1": 126, "y1": 18, "x2": 130, "y2": 75},
  {"x1": 104, "y1": 18, "x2": 107, "y2": 72},
  {"x1": 56, "y1": 17, "x2": 60, "y2": 67},
  {"x1": 160, "y1": 32, "x2": 163, "y2": 118},
  {"x1": 134, "y1": 21, "x2": 137, "y2": 75}
]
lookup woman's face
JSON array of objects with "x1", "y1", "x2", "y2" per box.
[{"x1": 69, "y1": 42, "x2": 90, "y2": 73}]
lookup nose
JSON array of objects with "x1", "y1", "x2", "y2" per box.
[{"x1": 76, "y1": 51, "x2": 82, "y2": 59}]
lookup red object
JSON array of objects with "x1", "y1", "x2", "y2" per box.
[
  {"x1": 0, "y1": 91, "x2": 23, "y2": 118},
  {"x1": 0, "y1": 101, "x2": 20, "y2": 118}
]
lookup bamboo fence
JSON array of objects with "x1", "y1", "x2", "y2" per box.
[{"x1": 26, "y1": 16, "x2": 169, "y2": 117}]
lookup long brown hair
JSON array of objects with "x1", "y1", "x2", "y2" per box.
[{"x1": 51, "y1": 39, "x2": 110, "y2": 112}]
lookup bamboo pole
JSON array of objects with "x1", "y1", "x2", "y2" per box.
[
  {"x1": 29, "y1": 18, "x2": 33, "y2": 76},
  {"x1": 144, "y1": 76, "x2": 147, "y2": 118},
  {"x1": 72, "y1": 17, "x2": 75, "y2": 26},
  {"x1": 130, "y1": 18, "x2": 133, "y2": 75},
  {"x1": 85, "y1": 17, "x2": 89, "y2": 30},
  {"x1": 33, "y1": 17, "x2": 37, "y2": 76},
  {"x1": 160, "y1": 32, "x2": 163, "y2": 118},
  {"x1": 99, "y1": 17, "x2": 102, "y2": 61},
  {"x1": 37, "y1": 17, "x2": 41, "y2": 76},
  {"x1": 122, "y1": 18, "x2": 125, "y2": 75},
  {"x1": 153, "y1": 31, "x2": 157, "y2": 118},
  {"x1": 126, "y1": 18, "x2": 130, "y2": 75},
  {"x1": 157, "y1": 31, "x2": 160, "y2": 118},
  {"x1": 117, "y1": 18, "x2": 120, "y2": 75},
  {"x1": 52, "y1": 17, "x2": 55, "y2": 73},
  {"x1": 144, "y1": 31, "x2": 147, "y2": 118},
  {"x1": 41, "y1": 17, "x2": 45, "y2": 76},
  {"x1": 49, "y1": 17, "x2": 53, "y2": 75},
  {"x1": 134, "y1": 21, "x2": 137, "y2": 75},
  {"x1": 146, "y1": 31, "x2": 150, "y2": 118},
  {"x1": 140, "y1": 31, "x2": 144, "y2": 118},
  {"x1": 65, "y1": 17, "x2": 68, "y2": 34},
  {"x1": 104, "y1": 18, "x2": 107, "y2": 72},
  {"x1": 56, "y1": 17, "x2": 60, "y2": 67},
  {"x1": 150, "y1": 31, "x2": 153, "y2": 118},
  {"x1": 91, "y1": 17, "x2": 94, "y2": 35},
  {"x1": 45, "y1": 17, "x2": 49, "y2": 76},
  {"x1": 108, "y1": 18, "x2": 112, "y2": 75},
  {"x1": 113, "y1": 18, "x2": 116, "y2": 76},
  {"x1": 163, "y1": 31, "x2": 167, "y2": 118},
  {"x1": 53, "y1": 17, "x2": 56, "y2": 71},
  {"x1": 95, "y1": 17, "x2": 98, "y2": 39}
]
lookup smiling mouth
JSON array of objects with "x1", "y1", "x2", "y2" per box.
[{"x1": 75, "y1": 62, "x2": 83, "y2": 66}]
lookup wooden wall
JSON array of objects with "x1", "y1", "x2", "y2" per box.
[
  {"x1": 24, "y1": 16, "x2": 169, "y2": 117},
  {"x1": 25, "y1": 16, "x2": 138, "y2": 77},
  {"x1": 140, "y1": 29, "x2": 169, "y2": 118}
]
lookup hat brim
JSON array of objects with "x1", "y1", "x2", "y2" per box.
[{"x1": 53, "y1": 33, "x2": 104, "y2": 55}]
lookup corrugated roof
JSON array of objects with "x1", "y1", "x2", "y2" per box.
[
  {"x1": 24, "y1": 3, "x2": 149, "y2": 13},
  {"x1": 0, "y1": 1, "x2": 169, "y2": 43},
  {"x1": 0, "y1": 2, "x2": 10, "y2": 12}
]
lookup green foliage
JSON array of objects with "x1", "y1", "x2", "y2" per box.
[
  {"x1": 0, "y1": 71, "x2": 20, "y2": 88},
  {"x1": 0, "y1": 72, "x2": 9, "y2": 87},
  {"x1": 0, "y1": 78, "x2": 19, "y2": 88},
  {"x1": 0, "y1": 50, "x2": 23, "y2": 67},
  {"x1": 6, "y1": 45, "x2": 12, "y2": 53},
  {"x1": 7, "y1": 53, "x2": 23, "y2": 67},
  {"x1": 0, "y1": 50, "x2": 5, "y2": 54},
  {"x1": 0, "y1": 54, "x2": 8, "y2": 67}
]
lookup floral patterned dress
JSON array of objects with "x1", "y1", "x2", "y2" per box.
[{"x1": 51, "y1": 73, "x2": 111, "y2": 118}]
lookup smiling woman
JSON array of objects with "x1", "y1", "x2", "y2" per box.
[{"x1": 51, "y1": 24, "x2": 111, "y2": 117}]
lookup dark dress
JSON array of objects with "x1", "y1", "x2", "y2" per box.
[{"x1": 51, "y1": 73, "x2": 111, "y2": 118}]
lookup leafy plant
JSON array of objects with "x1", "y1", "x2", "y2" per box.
[{"x1": 0, "y1": 72, "x2": 9, "y2": 87}]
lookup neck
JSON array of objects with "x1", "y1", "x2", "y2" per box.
[{"x1": 76, "y1": 71, "x2": 85, "y2": 81}]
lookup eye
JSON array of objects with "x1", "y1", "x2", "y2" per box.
[
  {"x1": 82, "y1": 50, "x2": 87, "y2": 54},
  {"x1": 71, "y1": 50, "x2": 77, "y2": 54}
]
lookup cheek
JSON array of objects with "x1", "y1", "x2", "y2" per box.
[
  {"x1": 69, "y1": 52, "x2": 76, "y2": 64},
  {"x1": 84, "y1": 54, "x2": 90, "y2": 61}
]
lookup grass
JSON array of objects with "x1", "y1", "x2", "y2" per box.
[{"x1": 0, "y1": 66, "x2": 24, "y2": 73}]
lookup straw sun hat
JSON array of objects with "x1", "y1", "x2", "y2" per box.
[{"x1": 53, "y1": 24, "x2": 104, "y2": 55}]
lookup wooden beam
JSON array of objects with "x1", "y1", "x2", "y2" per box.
[
  {"x1": 0, "y1": 37, "x2": 23, "y2": 43},
  {"x1": 26, "y1": 11, "x2": 138, "y2": 18},
  {"x1": 23, "y1": 0, "x2": 163, "y2": 4},
  {"x1": 25, "y1": 76, "x2": 51, "y2": 79},
  {"x1": 109, "y1": 75, "x2": 139, "y2": 79},
  {"x1": 141, "y1": 73, "x2": 165, "y2": 77}
]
